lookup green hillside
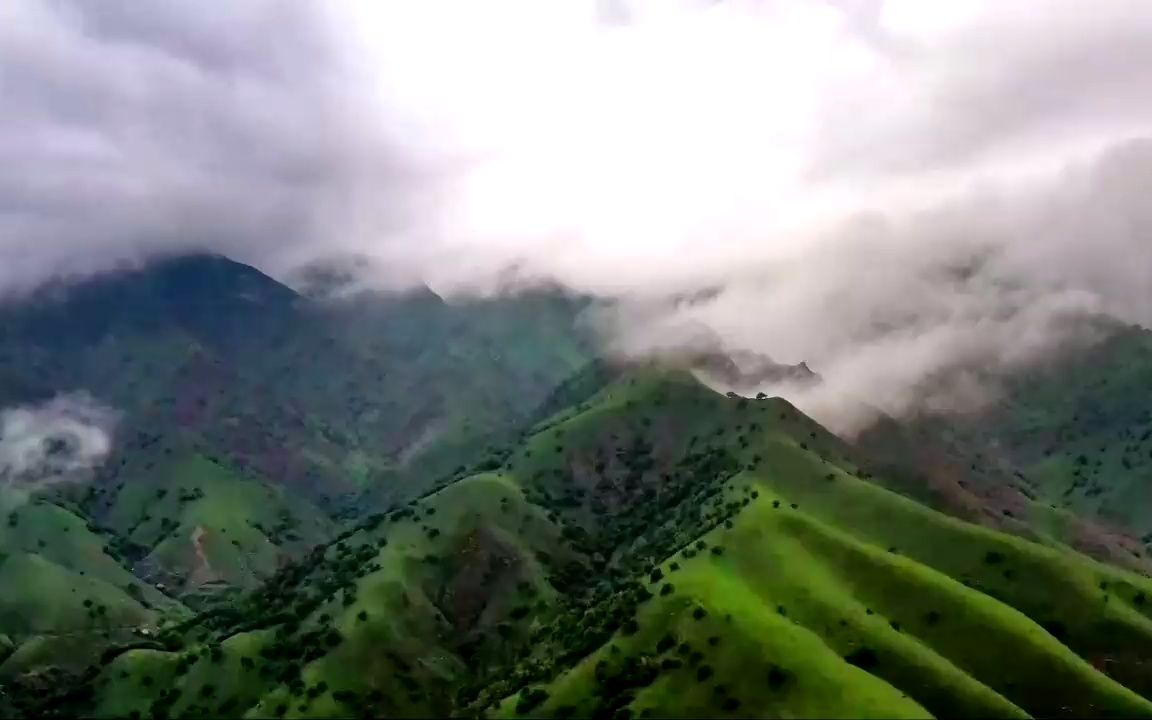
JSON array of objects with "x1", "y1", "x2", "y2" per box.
[
  {"x1": 971, "y1": 325, "x2": 1152, "y2": 533},
  {"x1": 312, "y1": 284, "x2": 594, "y2": 498},
  {"x1": 19, "y1": 368, "x2": 1152, "y2": 718},
  {"x1": 859, "y1": 322, "x2": 1152, "y2": 562},
  {"x1": 0, "y1": 255, "x2": 592, "y2": 613},
  {"x1": 0, "y1": 255, "x2": 592, "y2": 507},
  {"x1": 85, "y1": 452, "x2": 333, "y2": 595},
  {"x1": 0, "y1": 490, "x2": 187, "y2": 681}
]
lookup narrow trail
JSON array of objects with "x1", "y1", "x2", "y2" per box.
[{"x1": 190, "y1": 526, "x2": 213, "y2": 583}]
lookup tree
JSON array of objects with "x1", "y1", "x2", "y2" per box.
[
  {"x1": 766, "y1": 664, "x2": 790, "y2": 689},
  {"x1": 845, "y1": 647, "x2": 879, "y2": 670},
  {"x1": 516, "y1": 688, "x2": 549, "y2": 715}
]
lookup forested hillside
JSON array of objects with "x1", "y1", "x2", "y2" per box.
[
  {"x1": 12, "y1": 368, "x2": 1152, "y2": 719},
  {"x1": 0, "y1": 254, "x2": 593, "y2": 693}
]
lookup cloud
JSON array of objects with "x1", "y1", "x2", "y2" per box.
[
  {"x1": 2, "y1": 1, "x2": 1152, "y2": 426},
  {"x1": 0, "y1": 0, "x2": 390, "y2": 293},
  {"x1": 0, "y1": 393, "x2": 119, "y2": 498},
  {"x1": 597, "y1": 140, "x2": 1152, "y2": 431}
]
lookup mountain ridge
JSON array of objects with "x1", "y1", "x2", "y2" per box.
[
  {"x1": 0, "y1": 253, "x2": 596, "y2": 682},
  {"x1": 3, "y1": 255, "x2": 1152, "y2": 719},
  {"x1": 14, "y1": 367, "x2": 1152, "y2": 719}
]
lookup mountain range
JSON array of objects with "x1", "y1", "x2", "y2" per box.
[{"x1": 2, "y1": 255, "x2": 1152, "y2": 719}]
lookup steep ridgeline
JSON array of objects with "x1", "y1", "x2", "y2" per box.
[
  {"x1": 856, "y1": 321, "x2": 1152, "y2": 567},
  {"x1": 541, "y1": 354, "x2": 1150, "y2": 574},
  {"x1": 24, "y1": 369, "x2": 1152, "y2": 719}
]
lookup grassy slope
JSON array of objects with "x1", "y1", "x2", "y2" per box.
[
  {"x1": 493, "y1": 370, "x2": 1152, "y2": 718},
  {"x1": 78, "y1": 473, "x2": 572, "y2": 719},
  {"x1": 922, "y1": 324, "x2": 1152, "y2": 537},
  {"x1": 0, "y1": 452, "x2": 326, "y2": 683},
  {"x1": 342, "y1": 291, "x2": 594, "y2": 497},
  {"x1": 47, "y1": 369, "x2": 1152, "y2": 719},
  {"x1": 0, "y1": 493, "x2": 186, "y2": 677},
  {"x1": 95, "y1": 453, "x2": 332, "y2": 593}
]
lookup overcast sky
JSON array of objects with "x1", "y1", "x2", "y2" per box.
[{"x1": 3, "y1": 0, "x2": 1152, "y2": 425}]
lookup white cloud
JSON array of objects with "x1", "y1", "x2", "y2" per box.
[
  {"x1": 0, "y1": 393, "x2": 118, "y2": 496},
  {"x1": 2, "y1": 1, "x2": 1152, "y2": 426}
]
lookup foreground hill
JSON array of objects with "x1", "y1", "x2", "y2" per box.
[
  {"x1": 0, "y1": 490, "x2": 187, "y2": 682},
  {"x1": 18, "y1": 368, "x2": 1152, "y2": 718}
]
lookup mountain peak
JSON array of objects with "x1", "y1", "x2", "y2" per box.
[
  {"x1": 684, "y1": 349, "x2": 820, "y2": 390},
  {"x1": 0, "y1": 253, "x2": 299, "y2": 352}
]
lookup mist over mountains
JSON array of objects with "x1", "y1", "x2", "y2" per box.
[
  {"x1": 0, "y1": 393, "x2": 117, "y2": 499},
  {"x1": 4, "y1": 0, "x2": 1152, "y2": 429},
  {"x1": 4, "y1": 5, "x2": 1152, "y2": 717}
]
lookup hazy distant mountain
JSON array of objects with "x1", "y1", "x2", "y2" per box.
[
  {"x1": 860, "y1": 321, "x2": 1152, "y2": 550},
  {"x1": 0, "y1": 253, "x2": 595, "y2": 502}
]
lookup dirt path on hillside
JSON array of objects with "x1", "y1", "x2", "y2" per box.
[{"x1": 189, "y1": 526, "x2": 213, "y2": 584}]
